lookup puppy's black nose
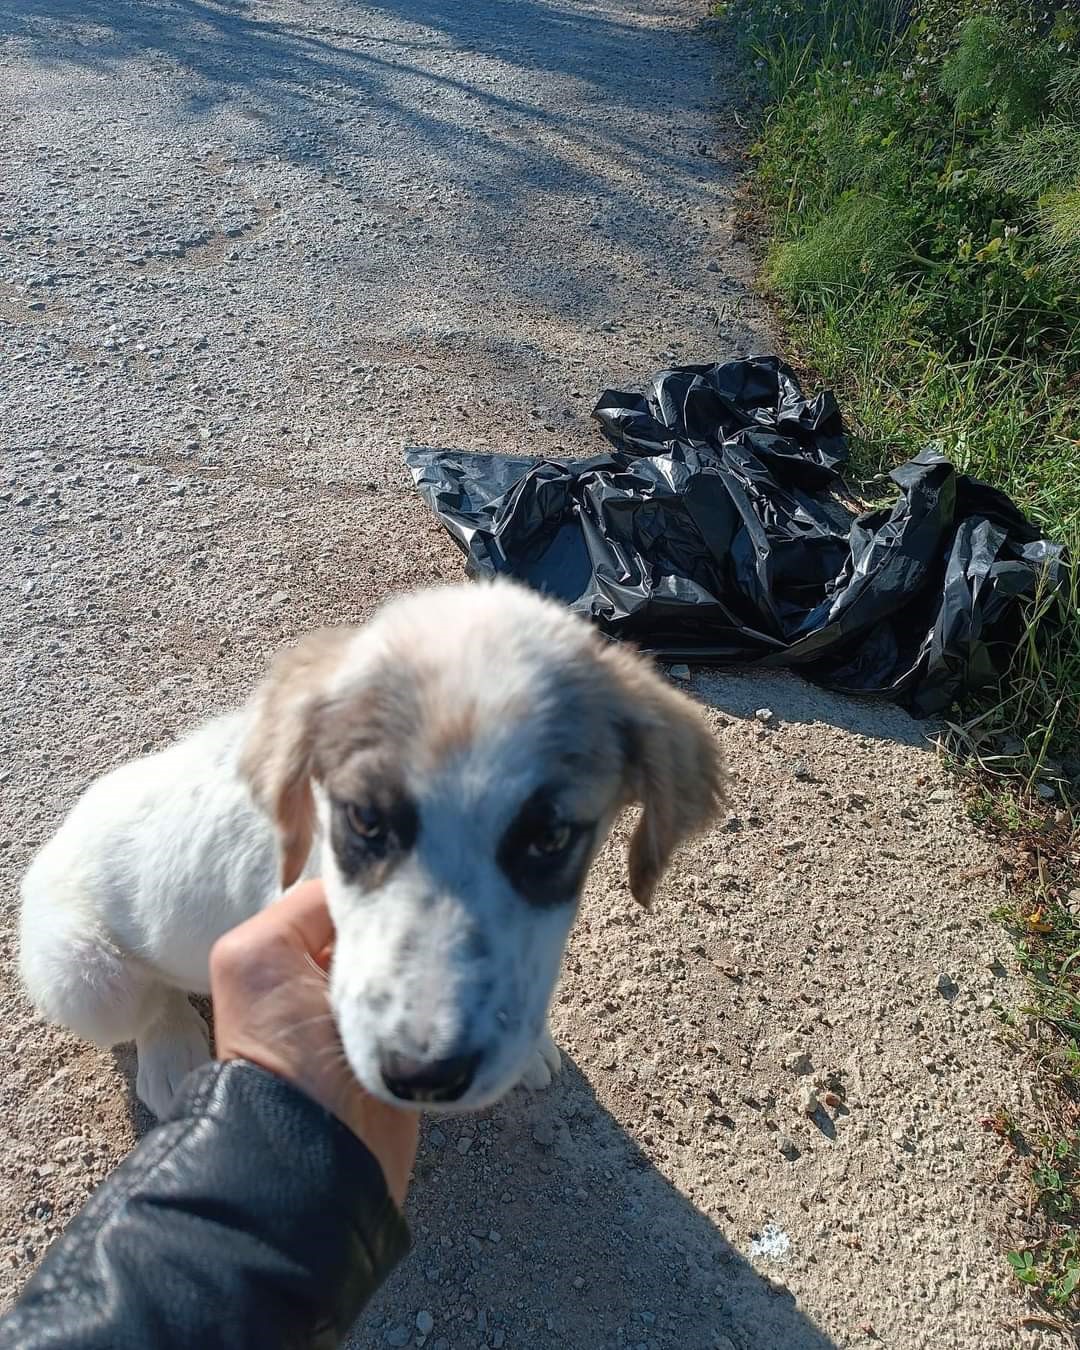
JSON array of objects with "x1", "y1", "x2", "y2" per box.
[{"x1": 380, "y1": 1050, "x2": 481, "y2": 1103}]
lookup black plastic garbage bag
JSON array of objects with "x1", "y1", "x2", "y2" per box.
[{"x1": 406, "y1": 357, "x2": 1062, "y2": 716}]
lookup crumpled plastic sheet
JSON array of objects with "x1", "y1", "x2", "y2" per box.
[{"x1": 405, "y1": 356, "x2": 1063, "y2": 716}]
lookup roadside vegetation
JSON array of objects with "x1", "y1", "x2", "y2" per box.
[{"x1": 716, "y1": 0, "x2": 1080, "y2": 1322}]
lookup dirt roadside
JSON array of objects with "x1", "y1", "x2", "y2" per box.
[{"x1": 0, "y1": 1, "x2": 1048, "y2": 1346}]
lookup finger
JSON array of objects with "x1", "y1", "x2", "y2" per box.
[
  {"x1": 227, "y1": 879, "x2": 335, "y2": 960},
  {"x1": 270, "y1": 879, "x2": 337, "y2": 958}
]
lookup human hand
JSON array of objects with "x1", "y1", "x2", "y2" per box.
[{"x1": 209, "y1": 879, "x2": 419, "y2": 1208}]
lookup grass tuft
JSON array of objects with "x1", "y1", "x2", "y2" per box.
[
  {"x1": 724, "y1": 0, "x2": 1080, "y2": 789},
  {"x1": 717, "y1": 0, "x2": 1080, "y2": 1318},
  {"x1": 975, "y1": 784, "x2": 1080, "y2": 1314}
]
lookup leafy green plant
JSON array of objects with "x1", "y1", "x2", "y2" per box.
[
  {"x1": 939, "y1": 13, "x2": 1055, "y2": 129},
  {"x1": 1008, "y1": 1249, "x2": 1041, "y2": 1286},
  {"x1": 769, "y1": 192, "x2": 913, "y2": 295},
  {"x1": 1040, "y1": 186, "x2": 1080, "y2": 269},
  {"x1": 731, "y1": 0, "x2": 1080, "y2": 785}
]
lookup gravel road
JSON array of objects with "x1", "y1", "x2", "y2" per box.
[{"x1": 0, "y1": 2, "x2": 1053, "y2": 1347}]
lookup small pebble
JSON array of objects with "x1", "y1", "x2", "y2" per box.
[
  {"x1": 706, "y1": 259, "x2": 720, "y2": 272},
  {"x1": 532, "y1": 1120, "x2": 555, "y2": 1147},
  {"x1": 792, "y1": 759, "x2": 810, "y2": 780},
  {"x1": 456, "y1": 1135, "x2": 473, "y2": 1155},
  {"x1": 383, "y1": 1327, "x2": 410, "y2": 1348},
  {"x1": 778, "y1": 1135, "x2": 800, "y2": 1161},
  {"x1": 797, "y1": 1084, "x2": 818, "y2": 1115},
  {"x1": 753, "y1": 707, "x2": 774, "y2": 723},
  {"x1": 415, "y1": 1311, "x2": 434, "y2": 1336},
  {"x1": 669, "y1": 663, "x2": 691, "y2": 681},
  {"x1": 936, "y1": 972, "x2": 958, "y2": 999}
]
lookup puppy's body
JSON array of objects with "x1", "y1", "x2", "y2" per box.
[
  {"x1": 22, "y1": 712, "x2": 286, "y2": 997},
  {"x1": 21, "y1": 583, "x2": 724, "y2": 1118},
  {"x1": 20, "y1": 711, "x2": 313, "y2": 1112}
]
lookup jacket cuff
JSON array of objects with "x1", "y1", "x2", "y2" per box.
[{"x1": 168, "y1": 1059, "x2": 411, "y2": 1332}]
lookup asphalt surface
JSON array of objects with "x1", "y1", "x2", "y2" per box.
[{"x1": 0, "y1": 4, "x2": 1044, "y2": 1349}]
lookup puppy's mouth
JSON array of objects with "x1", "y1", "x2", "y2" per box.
[
  {"x1": 342, "y1": 1036, "x2": 527, "y2": 1114},
  {"x1": 377, "y1": 1047, "x2": 483, "y2": 1106}
]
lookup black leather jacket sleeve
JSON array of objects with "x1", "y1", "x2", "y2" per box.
[{"x1": 0, "y1": 1060, "x2": 411, "y2": 1350}]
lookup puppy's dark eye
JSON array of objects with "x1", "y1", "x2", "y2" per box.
[
  {"x1": 331, "y1": 793, "x2": 417, "y2": 883},
  {"x1": 525, "y1": 822, "x2": 573, "y2": 858},
  {"x1": 344, "y1": 803, "x2": 386, "y2": 842}
]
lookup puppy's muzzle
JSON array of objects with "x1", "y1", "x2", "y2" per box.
[{"x1": 379, "y1": 1048, "x2": 482, "y2": 1104}]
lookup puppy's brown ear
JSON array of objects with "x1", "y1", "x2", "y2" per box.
[
  {"x1": 239, "y1": 629, "x2": 355, "y2": 889},
  {"x1": 601, "y1": 644, "x2": 727, "y2": 908}
]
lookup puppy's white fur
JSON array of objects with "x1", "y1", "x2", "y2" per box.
[{"x1": 20, "y1": 582, "x2": 724, "y2": 1117}]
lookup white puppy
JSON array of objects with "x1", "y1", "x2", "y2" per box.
[{"x1": 20, "y1": 582, "x2": 725, "y2": 1117}]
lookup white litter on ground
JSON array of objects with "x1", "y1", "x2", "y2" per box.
[{"x1": 748, "y1": 1223, "x2": 792, "y2": 1262}]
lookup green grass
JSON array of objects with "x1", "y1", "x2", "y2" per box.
[
  {"x1": 723, "y1": 0, "x2": 1080, "y2": 791},
  {"x1": 717, "y1": 0, "x2": 1080, "y2": 1318},
  {"x1": 977, "y1": 785, "x2": 1080, "y2": 1318}
]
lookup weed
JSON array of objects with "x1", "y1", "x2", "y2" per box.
[
  {"x1": 939, "y1": 13, "x2": 1055, "y2": 129},
  {"x1": 723, "y1": 0, "x2": 1080, "y2": 1317},
  {"x1": 727, "y1": 0, "x2": 1080, "y2": 790},
  {"x1": 964, "y1": 776, "x2": 1080, "y2": 1314}
]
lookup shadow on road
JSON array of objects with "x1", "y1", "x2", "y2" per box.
[
  {"x1": 0, "y1": 0, "x2": 725, "y2": 288},
  {"x1": 358, "y1": 1055, "x2": 840, "y2": 1349},
  {"x1": 112, "y1": 1031, "x2": 838, "y2": 1347},
  {"x1": 0, "y1": 0, "x2": 757, "y2": 406},
  {"x1": 694, "y1": 666, "x2": 936, "y2": 748}
]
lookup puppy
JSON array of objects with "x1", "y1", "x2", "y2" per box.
[{"x1": 20, "y1": 581, "x2": 725, "y2": 1117}]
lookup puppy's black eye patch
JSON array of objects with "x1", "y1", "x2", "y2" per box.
[
  {"x1": 498, "y1": 788, "x2": 594, "y2": 908},
  {"x1": 331, "y1": 794, "x2": 418, "y2": 884}
]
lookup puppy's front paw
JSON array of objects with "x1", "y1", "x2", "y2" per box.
[
  {"x1": 518, "y1": 1027, "x2": 562, "y2": 1092},
  {"x1": 136, "y1": 1002, "x2": 211, "y2": 1119}
]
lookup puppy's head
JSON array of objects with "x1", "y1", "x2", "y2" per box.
[{"x1": 241, "y1": 582, "x2": 724, "y2": 1112}]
